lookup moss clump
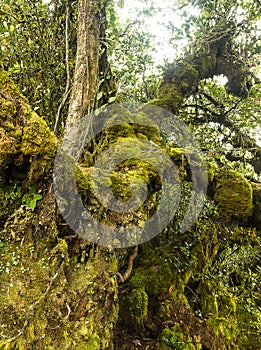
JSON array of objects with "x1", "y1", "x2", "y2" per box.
[
  {"x1": 214, "y1": 168, "x2": 253, "y2": 220},
  {"x1": 197, "y1": 281, "x2": 219, "y2": 315},
  {"x1": 105, "y1": 105, "x2": 162, "y2": 144},
  {"x1": 176, "y1": 63, "x2": 199, "y2": 94},
  {"x1": 0, "y1": 71, "x2": 23, "y2": 168},
  {"x1": 207, "y1": 317, "x2": 239, "y2": 349},
  {"x1": 0, "y1": 100, "x2": 17, "y2": 121},
  {"x1": 166, "y1": 146, "x2": 184, "y2": 160},
  {"x1": 0, "y1": 127, "x2": 21, "y2": 167},
  {"x1": 76, "y1": 166, "x2": 93, "y2": 193},
  {"x1": 110, "y1": 164, "x2": 153, "y2": 202},
  {"x1": 157, "y1": 324, "x2": 202, "y2": 350},
  {"x1": 151, "y1": 84, "x2": 184, "y2": 113},
  {"x1": 196, "y1": 52, "x2": 217, "y2": 78},
  {"x1": 21, "y1": 110, "x2": 57, "y2": 158},
  {"x1": 0, "y1": 67, "x2": 27, "y2": 104},
  {"x1": 153, "y1": 62, "x2": 199, "y2": 113},
  {"x1": 0, "y1": 67, "x2": 57, "y2": 183},
  {"x1": 119, "y1": 287, "x2": 148, "y2": 333}
]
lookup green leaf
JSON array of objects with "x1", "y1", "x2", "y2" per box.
[
  {"x1": 117, "y1": 0, "x2": 124, "y2": 9},
  {"x1": 33, "y1": 194, "x2": 42, "y2": 201},
  {"x1": 29, "y1": 199, "x2": 37, "y2": 211},
  {"x1": 108, "y1": 96, "x2": 117, "y2": 103},
  {"x1": 26, "y1": 197, "x2": 31, "y2": 207},
  {"x1": 97, "y1": 91, "x2": 103, "y2": 101},
  {"x1": 202, "y1": 11, "x2": 210, "y2": 19},
  {"x1": 9, "y1": 24, "x2": 15, "y2": 32}
]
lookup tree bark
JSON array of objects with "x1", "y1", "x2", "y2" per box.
[
  {"x1": 68, "y1": 0, "x2": 102, "y2": 123},
  {"x1": 63, "y1": 0, "x2": 103, "y2": 155}
]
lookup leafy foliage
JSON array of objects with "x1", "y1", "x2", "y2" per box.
[
  {"x1": 1, "y1": 180, "x2": 42, "y2": 214},
  {"x1": 179, "y1": 77, "x2": 261, "y2": 180},
  {"x1": 107, "y1": 3, "x2": 160, "y2": 102},
  {"x1": 0, "y1": 0, "x2": 77, "y2": 128}
]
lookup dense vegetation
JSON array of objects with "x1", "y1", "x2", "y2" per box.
[{"x1": 0, "y1": 0, "x2": 260, "y2": 349}]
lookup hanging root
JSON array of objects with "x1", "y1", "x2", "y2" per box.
[{"x1": 111, "y1": 246, "x2": 138, "y2": 283}]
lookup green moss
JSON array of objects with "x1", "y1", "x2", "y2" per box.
[
  {"x1": 214, "y1": 168, "x2": 253, "y2": 220},
  {"x1": 0, "y1": 68, "x2": 27, "y2": 104},
  {"x1": 207, "y1": 317, "x2": 239, "y2": 348},
  {"x1": 153, "y1": 62, "x2": 199, "y2": 113},
  {"x1": 76, "y1": 166, "x2": 92, "y2": 192},
  {"x1": 21, "y1": 111, "x2": 57, "y2": 158},
  {"x1": 157, "y1": 324, "x2": 202, "y2": 350},
  {"x1": 0, "y1": 82, "x2": 22, "y2": 167},
  {"x1": 206, "y1": 161, "x2": 218, "y2": 183},
  {"x1": 0, "y1": 100, "x2": 17, "y2": 121},
  {"x1": 0, "y1": 127, "x2": 21, "y2": 166},
  {"x1": 0, "y1": 67, "x2": 57, "y2": 184},
  {"x1": 151, "y1": 84, "x2": 184, "y2": 113},
  {"x1": 110, "y1": 160, "x2": 159, "y2": 201},
  {"x1": 104, "y1": 104, "x2": 161, "y2": 144},
  {"x1": 177, "y1": 64, "x2": 199, "y2": 94},
  {"x1": 0, "y1": 195, "x2": 119, "y2": 349},
  {"x1": 196, "y1": 53, "x2": 217, "y2": 78},
  {"x1": 198, "y1": 281, "x2": 219, "y2": 315},
  {"x1": 119, "y1": 287, "x2": 148, "y2": 333},
  {"x1": 166, "y1": 146, "x2": 184, "y2": 159}
]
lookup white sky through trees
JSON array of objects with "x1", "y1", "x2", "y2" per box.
[{"x1": 116, "y1": 0, "x2": 198, "y2": 64}]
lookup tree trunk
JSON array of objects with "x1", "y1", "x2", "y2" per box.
[
  {"x1": 67, "y1": 0, "x2": 102, "y2": 124},
  {"x1": 63, "y1": 0, "x2": 102, "y2": 155}
]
